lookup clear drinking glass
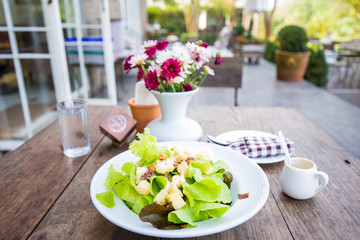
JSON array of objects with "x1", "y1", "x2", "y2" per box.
[{"x1": 57, "y1": 99, "x2": 90, "y2": 157}]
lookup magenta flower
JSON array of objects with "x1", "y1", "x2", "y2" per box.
[
  {"x1": 200, "y1": 42, "x2": 209, "y2": 48},
  {"x1": 183, "y1": 84, "x2": 193, "y2": 91},
  {"x1": 161, "y1": 58, "x2": 182, "y2": 82},
  {"x1": 136, "y1": 66, "x2": 144, "y2": 81},
  {"x1": 144, "y1": 70, "x2": 160, "y2": 90},
  {"x1": 145, "y1": 46, "x2": 157, "y2": 58},
  {"x1": 156, "y1": 41, "x2": 169, "y2": 50},
  {"x1": 123, "y1": 55, "x2": 133, "y2": 72},
  {"x1": 215, "y1": 56, "x2": 223, "y2": 65}
]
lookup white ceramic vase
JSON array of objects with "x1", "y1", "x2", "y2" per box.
[{"x1": 146, "y1": 88, "x2": 203, "y2": 142}]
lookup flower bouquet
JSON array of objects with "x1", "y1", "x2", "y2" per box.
[
  {"x1": 123, "y1": 40, "x2": 223, "y2": 92},
  {"x1": 124, "y1": 40, "x2": 223, "y2": 141}
]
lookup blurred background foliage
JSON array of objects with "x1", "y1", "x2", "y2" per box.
[
  {"x1": 147, "y1": 0, "x2": 360, "y2": 42},
  {"x1": 271, "y1": 0, "x2": 360, "y2": 42}
]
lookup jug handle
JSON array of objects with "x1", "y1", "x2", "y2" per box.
[{"x1": 315, "y1": 171, "x2": 329, "y2": 194}]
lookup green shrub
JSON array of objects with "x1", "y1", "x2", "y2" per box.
[
  {"x1": 180, "y1": 32, "x2": 199, "y2": 43},
  {"x1": 147, "y1": 7, "x2": 186, "y2": 36},
  {"x1": 304, "y1": 46, "x2": 328, "y2": 87},
  {"x1": 199, "y1": 32, "x2": 218, "y2": 45},
  {"x1": 265, "y1": 41, "x2": 278, "y2": 63},
  {"x1": 233, "y1": 24, "x2": 245, "y2": 36},
  {"x1": 277, "y1": 25, "x2": 309, "y2": 52}
]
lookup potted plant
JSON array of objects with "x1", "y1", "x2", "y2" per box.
[
  {"x1": 275, "y1": 25, "x2": 311, "y2": 81},
  {"x1": 123, "y1": 40, "x2": 223, "y2": 141}
]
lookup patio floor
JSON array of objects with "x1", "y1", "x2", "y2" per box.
[{"x1": 117, "y1": 59, "x2": 360, "y2": 159}]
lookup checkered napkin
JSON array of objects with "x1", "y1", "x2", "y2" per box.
[{"x1": 229, "y1": 136, "x2": 295, "y2": 158}]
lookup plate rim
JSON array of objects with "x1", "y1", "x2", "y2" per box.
[{"x1": 90, "y1": 141, "x2": 269, "y2": 238}]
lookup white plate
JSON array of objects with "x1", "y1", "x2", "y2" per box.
[
  {"x1": 90, "y1": 141, "x2": 269, "y2": 238},
  {"x1": 216, "y1": 130, "x2": 290, "y2": 164}
]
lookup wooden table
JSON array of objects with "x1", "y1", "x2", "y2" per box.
[{"x1": 1, "y1": 106, "x2": 359, "y2": 240}]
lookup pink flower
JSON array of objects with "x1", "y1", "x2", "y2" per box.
[
  {"x1": 136, "y1": 66, "x2": 144, "y2": 81},
  {"x1": 161, "y1": 58, "x2": 182, "y2": 83},
  {"x1": 145, "y1": 46, "x2": 157, "y2": 58},
  {"x1": 144, "y1": 70, "x2": 160, "y2": 90},
  {"x1": 156, "y1": 41, "x2": 169, "y2": 50},
  {"x1": 200, "y1": 42, "x2": 209, "y2": 48},
  {"x1": 215, "y1": 56, "x2": 223, "y2": 65},
  {"x1": 123, "y1": 55, "x2": 133, "y2": 72},
  {"x1": 186, "y1": 42, "x2": 211, "y2": 65},
  {"x1": 183, "y1": 84, "x2": 193, "y2": 91}
]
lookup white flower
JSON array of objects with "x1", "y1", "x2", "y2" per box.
[
  {"x1": 148, "y1": 64, "x2": 162, "y2": 77},
  {"x1": 156, "y1": 50, "x2": 172, "y2": 65},
  {"x1": 181, "y1": 64, "x2": 192, "y2": 76},
  {"x1": 129, "y1": 53, "x2": 148, "y2": 67},
  {"x1": 142, "y1": 40, "x2": 157, "y2": 49},
  {"x1": 203, "y1": 65, "x2": 215, "y2": 76},
  {"x1": 172, "y1": 45, "x2": 193, "y2": 64},
  {"x1": 174, "y1": 76, "x2": 185, "y2": 84}
]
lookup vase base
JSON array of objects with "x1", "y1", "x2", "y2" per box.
[{"x1": 146, "y1": 118, "x2": 203, "y2": 142}]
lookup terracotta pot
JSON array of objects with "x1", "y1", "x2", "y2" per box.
[
  {"x1": 275, "y1": 50, "x2": 311, "y2": 82},
  {"x1": 128, "y1": 98, "x2": 161, "y2": 133}
]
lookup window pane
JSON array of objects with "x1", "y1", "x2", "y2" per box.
[
  {"x1": 66, "y1": 44, "x2": 108, "y2": 99},
  {"x1": 0, "y1": 2, "x2": 6, "y2": 26},
  {"x1": 0, "y1": 32, "x2": 11, "y2": 54},
  {"x1": 0, "y1": 60, "x2": 25, "y2": 140},
  {"x1": 16, "y1": 32, "x2": 49, "y2": 53},
  {"x1": 60, "y1": 0, "x2": 74, "y2": 24},
  {"x1": 81, "y1": 0, "x2": 101, "y2": 25},
  {"x1": 63, "y1": 28, "x2": 76, "y2": 39},
  {"x1": 21, "y1": 59, "x2": 57, "y2": 124},
  {"x1": 10, "y1": 0, "x2": 44, "y2": 27},
  {"x1": 63, "y1": 28, "x2": 102, "y2": 39}
]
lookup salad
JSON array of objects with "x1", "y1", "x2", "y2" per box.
[{"x1": 96, "y1": 129, "x2": 233, "y2": 229}]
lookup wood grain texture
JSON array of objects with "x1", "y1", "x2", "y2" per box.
[
  {"x1": 6, "y1": 106, "x2": 360, "y2": 240},
  {"x1": 0, "y1": 106, "x2": 113, "y2": 240},
  {"x1": 29, "y1": 107, "x2": 292, "y2": 240},
  {"x1": 190, "y1": 107, "x2": 360, "y2": 239},
  {"x1": 203, "y1": 57, "x2": 243, "y2": 88}
]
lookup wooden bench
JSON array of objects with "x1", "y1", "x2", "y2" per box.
[{"x1": 202, "y1": 55, "x2": 243, "y2": 106}]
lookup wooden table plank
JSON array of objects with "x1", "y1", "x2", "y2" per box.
[
  {"x1": 10, "y1": 106, "x2": 360, "y2": 240},
  {"x1": 29, "y1": 107, "x2": 294, "y2": 240},
  {"x1": 0, "y1": 106, "x2": 113, "y2": 240},
  {"x1": 190, "y1": 107, "x2": 360, "y2": 239}
]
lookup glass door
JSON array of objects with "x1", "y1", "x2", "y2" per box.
[
  {"x1": 60, "y1": 0, "x2": 117, "y2": 106},
  {"x1": 0, "y1": 0, "x2": 67, "y2": 151}
]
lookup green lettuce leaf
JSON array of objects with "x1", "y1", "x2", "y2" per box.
[
  {"x1": 114, "y1": 176, "x2": 142, "y2": 210},
  {"x1": 211, "y1": 160, "x2": 229, "y2": 173},
  {"x1": 122, "y1": 162, "x2": 135, "y2": 175},
  {"x1": 129, "y1": 129, "x2": 161, "y2": 167},
  {"x1": 95, "y1": 190, "x2": 115, "y2": 208},
  {"x1": 95, "y1": 165, "x2": 124, "y2": 208},
  {"x1": 183, "y1": 178, "x2": 222, "y2": 202},
  {"x1": 150, "y1": 175, "x2": 168, "y2": 196},
  {"x1": 168, "y1": 201, "x2": 197, "y2": 227},
  {"x1": 133, "y1": 196, "x2": 154, "y2": 214},
  {"x1": 198, "y1": 202, "x2": 230, "y2": 218},
  {"x1": 191, "y1": 157, "x2": 211, "y2": 174}
]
